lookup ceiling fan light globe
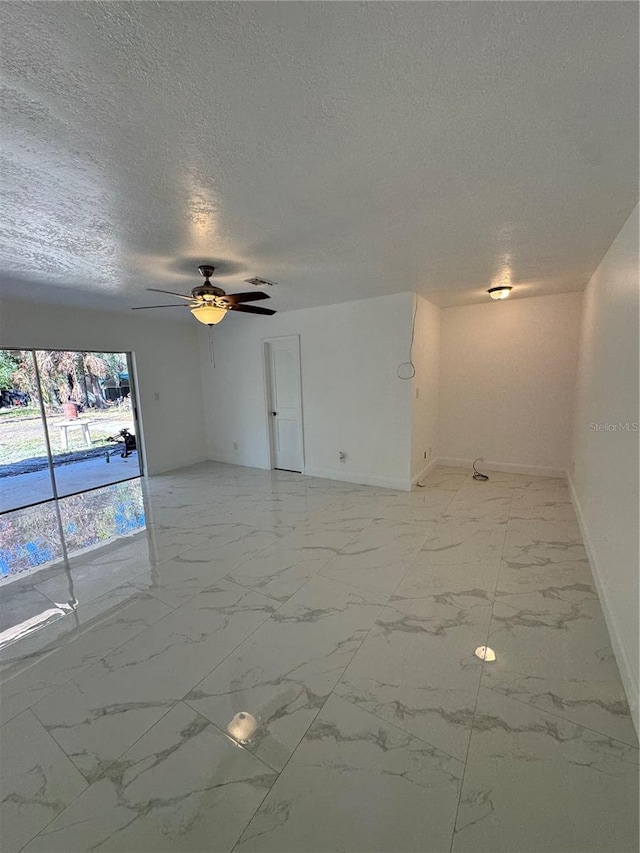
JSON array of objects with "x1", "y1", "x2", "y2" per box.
[{"x1": 191, "y1": 305, "x2": 227, "y2": 325}]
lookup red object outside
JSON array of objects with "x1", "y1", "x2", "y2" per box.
[{"x1": 62, "y1": 402, "x2": 78, "y2": 419}]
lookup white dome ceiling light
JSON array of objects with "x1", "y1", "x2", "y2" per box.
[{"x1": 487, "y1": 286, "x2": 513, "y2": 300}]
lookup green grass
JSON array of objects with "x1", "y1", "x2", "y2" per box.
[
  {"x1": 0, "y1": 407, "x2": 41, "y2": 420},
  {"x1": 0, "y1": 409, "x2": 134, "y2": 466}
]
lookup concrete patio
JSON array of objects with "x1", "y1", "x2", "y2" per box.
[{"x1": 0, "y1": 453, "x2": 141, "y2": 513}]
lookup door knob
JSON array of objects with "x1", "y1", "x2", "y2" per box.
[{"x1": 271, "y1": 411, "x2": 277, "y2": 416}]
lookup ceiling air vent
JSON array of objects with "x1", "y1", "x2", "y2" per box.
[{"x1": 244, "y1": 276, "x2": 277, "y2": 287}]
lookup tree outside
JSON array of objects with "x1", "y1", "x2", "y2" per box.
[{"x1": 0, "y1": 350, "x2": 128, "y2": 411}]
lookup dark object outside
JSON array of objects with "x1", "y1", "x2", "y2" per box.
[
  {"x1": 0, "y1": 391, "x2": 31, "y2": 408},
  {"x1": 107, "y1": 428, "x2": 137, "y2": 458}
]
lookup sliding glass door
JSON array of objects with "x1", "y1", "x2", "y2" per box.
[
  {"x1": 0, "y1": 349, "x2": 142, "y2": 513},
  {"x1": 0, "y1": 350, "x2": 54, "y2": 510}
]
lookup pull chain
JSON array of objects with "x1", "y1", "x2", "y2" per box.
[{"x1": 209, "y1": 326, "x2": 216, "y2": 367}]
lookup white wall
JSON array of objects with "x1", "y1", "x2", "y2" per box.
[
  {"x1": 570, "y1": 205, "x2": 639, "y2": 732},
  {"x1": 438, "y1": 292, "x2": 583, "y2": 474},
  {"x1": 411, "y1": 295, "x2": 440, "y2": 482},
  {"x1": 0, "y1": 299, "x2": 207, "y2": 475},
  {"x1": 199, "y1": 292, "x2": 414, "y2": 490}
]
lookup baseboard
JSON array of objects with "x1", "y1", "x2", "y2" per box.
[
  {"x1": 146, "y1": 455, "x2": 209, "y2": 476},
  {"x1": 206, "y1": 458, "x2": 411, "y2": 490},
  {"x1": 437, "y1": 456, "x2": 567, "y2": 479},
  {"x1": 567, "y1": 471, "x2": 639, "y2": 736},
  {"x1": 303, "y1": 466, "x2": 411, "y2": 492},
  {"x1": 412, "y1": 457, "x2": 439, "y2": 486},
  {"x1": 208, "y1": 452, "x2": 271, "y2": 471}
]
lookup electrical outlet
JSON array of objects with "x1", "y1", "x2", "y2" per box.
[
  {"x1": 338, "y1": 451, "x2": 346, "y2": 462},
  {"x1": 153, "y1": 392, "x2": 160, "y2": 401},
  {"x1": 233, "y1": 442, "x2": 238, "y2": 451}
]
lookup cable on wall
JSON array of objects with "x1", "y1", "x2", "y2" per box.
[{"x1": 396, "y1": 294, "x2": 417, "y2": 379}]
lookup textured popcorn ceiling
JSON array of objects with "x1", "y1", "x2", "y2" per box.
[{"x1": 0, "y1": 1, "x2": 637, "y2": 315}]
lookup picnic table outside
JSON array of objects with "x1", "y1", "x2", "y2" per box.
[{"x1": 56, "y1": 419, "x2": 94, "y2": 451}]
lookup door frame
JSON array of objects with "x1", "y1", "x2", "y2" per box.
[
  {"x1": 126, "y1": 351, "x2": 145, "y2": 477},
  {"x1": 263, "y1": 335, "x2": 305, "y2": 472}
]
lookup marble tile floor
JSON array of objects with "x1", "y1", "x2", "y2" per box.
[{"x1": 0, "y1": 462, "x2": 637, "y2": 852}]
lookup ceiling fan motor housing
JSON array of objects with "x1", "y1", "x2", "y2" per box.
[
  {"x1": 192, "y1": 284, "x2": 226, "y2": 300},
  {"x1": 195, "y1": 265, "x2": 228, "y2": 302}
]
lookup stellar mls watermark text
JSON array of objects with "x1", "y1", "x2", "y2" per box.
[{"x1": 589, "y1": 422, "x2": 638, "y2": 432}]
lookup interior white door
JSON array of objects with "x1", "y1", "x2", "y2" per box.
[{"x1": 266, "y1": 336, "x2": 303, "y2": 472}]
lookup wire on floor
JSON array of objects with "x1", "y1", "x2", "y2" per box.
[{"x1": 472, "y1": 458, "x2": 489, "y2": 481}]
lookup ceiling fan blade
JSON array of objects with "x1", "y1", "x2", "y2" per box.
[
  {"x1": 223, "y1": 291, "x2": 271, "y2": 304},
  {"x1": 131, "y1": 304, "x2": 191, "y2": 310},
  {"x1": 146, "y1": 287, "x2": 194, "y2": 301},
  {"x1": 228, "y1": 304, "x2": 276, "y2": 316}
]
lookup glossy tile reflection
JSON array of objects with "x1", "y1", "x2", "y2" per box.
[
  {"x1": 0, "y1": 479, "x2": 145, "y2": 580},
  {"x1": 0, "y1": 463, "x2": 637, "y2": 852},
  {"x1": 0, "y1": 480, "x2": 147, "y2": 653},
  {"x1": 0, "y1": 501, "x2": 64, "y2": 579},
  {"x1": 22, "y1": 702, "x2": 278, "y2": 853}
]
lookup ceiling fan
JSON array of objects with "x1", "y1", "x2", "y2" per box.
[{"x1": 131, "y1": 264, "x2": 276, "y2": 326}]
